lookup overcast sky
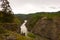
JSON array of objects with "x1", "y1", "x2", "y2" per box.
[{"x1": 3, "y1": 0, "x2": 60, "y2": 14}]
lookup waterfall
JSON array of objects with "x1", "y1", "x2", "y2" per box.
[{"x1": 20, "y1": 20, "x2": 28, "y2": 36}]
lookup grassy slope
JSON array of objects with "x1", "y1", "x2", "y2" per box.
[{"x1": 0, "y1": 30, "x2": 33, "y2": 40}]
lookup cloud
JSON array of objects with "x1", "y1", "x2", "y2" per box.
[{"x1": 9, "y1": 0, "x2": 60, "y2": 14}]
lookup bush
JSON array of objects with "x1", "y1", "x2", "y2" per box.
[{"x1": 28, "y1": 32, "x2": 36, "y2": 38}]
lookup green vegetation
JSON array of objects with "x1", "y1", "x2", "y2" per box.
[{"x1": 28, "y1": 32, "x2": 36, "y2": 38}]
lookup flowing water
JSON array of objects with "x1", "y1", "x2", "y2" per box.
[{"x1": 20, "y1": 20, "x2": 28, "y2": 36}]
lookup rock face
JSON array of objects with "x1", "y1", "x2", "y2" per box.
[{"x1": 27, "y1": 17, "x2": 60, "y2": 40}]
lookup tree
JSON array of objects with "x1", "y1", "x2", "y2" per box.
[
  {"x1": 0, "y1": 0, "x2": 14, "y2": 23},
  {"x1": 0, "y1": 0, "x2": 12, "y2": 13}
]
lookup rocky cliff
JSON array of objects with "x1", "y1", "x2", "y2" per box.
[{"x1": 26, "y1": 12, "x2": 60, "y2": 40}]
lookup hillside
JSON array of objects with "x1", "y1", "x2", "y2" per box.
[{"x1": 26, "y1": 11, "x2": 60, "y2": 40}]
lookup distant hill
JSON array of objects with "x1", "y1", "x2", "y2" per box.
[{"x1": 14, "y1": 14, "x2": 28, "y2": 20}]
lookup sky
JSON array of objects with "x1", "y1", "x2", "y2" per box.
[{"x1": 1, "y1": 0, "x2": 60, "y2": 14}]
